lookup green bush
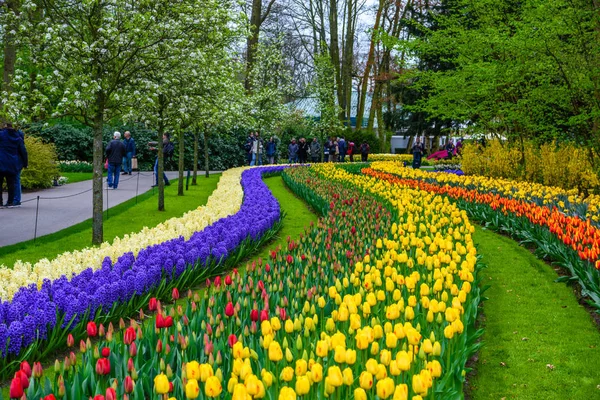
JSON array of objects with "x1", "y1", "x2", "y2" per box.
[
  {"x1": 26, "y1": 122, "x2": 93, "y2": 162},
  {"x1": 21, "y1": 136, "x2": 59, "y2": 189}
]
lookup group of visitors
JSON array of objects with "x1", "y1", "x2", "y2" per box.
[
  {"x1": 245, "y1": 131, "x2": 278, "y2": 166},
  {"x1": 323, "y1": 136, "x2": 370, "y2": 163},
  {"x1": 0, "y1": 123, "x2": 28, "y2": 208},
  {"x1": 105, "y1": 131, "x2": 137, "y2": 189},
  {"x1": 411, "y1": 137, "x2": 464, "y2": 169}
]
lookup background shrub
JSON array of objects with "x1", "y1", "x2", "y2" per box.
[
  {"x1": 21, "y1": 136, "x2": 59, "y2": 189},
  {"x1": 461, "y1": 140, "x2": 599, "y2": 194}
]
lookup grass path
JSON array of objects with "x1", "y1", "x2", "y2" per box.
[
  {"x1": 0, "y1": 174, "x2": 221, "y2": 268},
  {"x1": 468, "y1": 227, "x2": 600, "y2": 399}
]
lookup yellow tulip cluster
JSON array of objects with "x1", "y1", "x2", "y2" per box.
[
  {"x1": 220, "y1": 163, "x2": 479, "y2": 399},
  {"x1": 0, "y1": 167, "x2": 248, "y2": 301}
]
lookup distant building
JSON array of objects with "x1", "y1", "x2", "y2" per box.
[{"x1": 286, "y1": 91, "x2": 378, "y2": 128}]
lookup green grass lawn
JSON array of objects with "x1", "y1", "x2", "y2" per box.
[
  {"x1": 468, "y1": 226, "x2": 600, "y2": 399},
  {"x1": 0, "y1": 174, "x2": 221, "y2": 268}
]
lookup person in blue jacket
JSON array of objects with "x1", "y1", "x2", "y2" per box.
[
  {"x1": 121, "y1": 131, "x2": 136, "y2": 175},
  {"x1": 0, "y1": 123, "x2": 28, "y2": 208},
  {"x1": 266, "y1": 136, "x2": 277, "y2": 164}
]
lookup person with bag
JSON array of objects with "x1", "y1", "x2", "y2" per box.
[
  {"x1": 360, "y1": 141, "x2": 370, "y2": 162},
  {"x1": 347, "y1": 141, "x2": 356, "y2": 162},
  {"x1": 105, "y1": 131, "x2": 127, "y2": 189},
  {"x1": 151, "y1": 133, "x2": 173, "y2": 187},
  {"x1": 121, "y1": 131, "x2": 136, "y2": 175}
]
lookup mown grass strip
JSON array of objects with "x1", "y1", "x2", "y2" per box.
[
  {"x1": 468, "y1": 226, "x2": 600, "y2": 399},
  {"x1": 0, "y1": 174, "x2": 221, "y2": 268}
]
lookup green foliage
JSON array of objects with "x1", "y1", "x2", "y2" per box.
[
  {"x1": 312, "y1": 52, "x2": 343, "y2": 136},
  {"x1": 21, "y1": 136, "x2": 59, "y2": 189},
  {"x1": 344, "y1": 129, "x2": 381, "y2": 153},
  {"x1": 27, "y1": 122, "x2": 93, "y2": 161}
]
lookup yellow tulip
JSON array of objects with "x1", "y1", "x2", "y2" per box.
[
  {"x1": 333, "y1": 345, "x2": 346, "y2": 364},
  {"x1": 204, "y1": 376, "x2": 222, "y2": 398},
  {"x1": 200, "y1": 363, "x2": 214, "y2": 382},
  {"x1": 260, "y1": 369, "x2": 273, "y2": 387},
  {"x1": 345, "y1": 349, "x2": 357, "y2": 365},
  {"x1": 444, "y1": 325, "x2": 455, "y2": 339},
  {"x1": 376, "y1": 364, "x2": 388, "y2": 380},
  {"x1": 316, "y1": 340, "x2": 329, "y2": 358},
  {"x1": 279, "y1": 386, "x2": 297, "y2": 400},
  {"x1": 376, "y1": 377, "x2": 395, "y2": 399},
  {"x1": 342, "y1": 368, "x2": 353, "y2": 386},
  {"x1": 295, "y1": 359, "x2": 308, "y2": 376},
  {"x1": 245, "y1": 374, "x2": 260, "y2": 396},
  {"x1": 404, "y1": 306, "x2": 415, "y2": 320},
  {"x1": 412, "y1": 374, "x2": 427, "y2": 396},
  {"x1": 154, "y1": 373, "x2": 169, "y2": 394},
  {"x1": 280, "y1": 366, "x2": 294, "y2": 382},
  {"x1": 389, "y1": 360, "x2": 401, "y2": 376},
  {"x1": 268, "y1": 341, "x2": 283, "y2": 362},
  {"x1": 432, "y1": 341, "x2": 441, "y2": 356},
  {"x1": 227, "y1": 376, "x2": 238, "y2": 393},
  {"x1": 327, "y1": 366, "x2": 343, "y2": 387},
  {"x1": 231, "y1": 383, "x2": 248, "y2": 400},
  {"x1": 380, "y1": 349, "x2": 392, "y2": 366},
  {"x1": 330, "y1": 332, "x2": 346, "y2": 348},
  {"x1": 370, "y1": 341, "x2": 380, "y2": 356},
  {"x1": 427, "y1": 360, "x2": 442, "y2": 378},
  {"x1": 386, "y1": 332, "x2": 398, "y2": 349},
  {"x1": 186, "y1": 361, "x2": 201, "y2": 380},
  {"x1": 359, "y1": 371, "x2": 373, "y2": 390},
  {"x1": 354, "y1": 387, "x2": 368, "y2": 400},
  {"x1": 261, "y1": 320, "x2": 272, "y2": 336},
  {"x1": 365, "y1": 358, "x2": 378, "y2": 375},
  {"x1": 422, "y1": 339, "x2": 433, "y2": 354},
  {"x1": 396, "y1": 351, "x2": 411, "y2": 371},
  {"x1": 296, "y1": 375, "x2": 311, "y2": 395},
  {"x1": 393, "y1": 383, "x2": 408, "y2": 400},
  {"x1": 310, "y1": 363, "x2": 323, "y2": 382},
  {"x1": 185, "y1": 378, "x2": 200, "y2": 399},
  {"x1": 284, "y1": 319, "x2": 294, "y2": 333}
]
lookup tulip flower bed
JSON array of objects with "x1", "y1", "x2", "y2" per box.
[
  {"x1": 0, "y1": 166, "x2": 286, "y2": 379},
  {"x1": 10, "y1": 163, "x2": 485, "y2": 399},
  {"x1": 364, "y1": 161, "x2": 600, "y2": 311}
]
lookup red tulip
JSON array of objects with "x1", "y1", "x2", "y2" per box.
[
  {"x1": 106, "y1": 387, "x2": 117, "y2": 400},
  {"x1": 232, "y1": 268, "x2": 239, "y2": 275},
  {"x1": 9, "y1": 377, "x2": 23, "y2": 398},
  {"x1": 156, "y1": 314, "x2": 165, "y2": 329},
  {"x1": 164, "y1": 316, "x2": 173, "y2": 328},
  {"x1": 250, "y1": 309, "x2": 259, "y2": 322},
  {"x1": 98, "y1": 323, "x2": 105, "y2": 337},
  {"x1": 258, "y1": 280, "x2": 265, "y2": 291},
  {"x1": 228, "y1": 334, "x2": 237, "y2": 347},
  {"x1": 93, "y1": 396, "x2": 105, "y2": 400},
  {"x1": 95, "y1": 358, "x2": 111, "y2": 375},
  {"x1": 124, "y1": 375, "x2": 135, "y2": 393},
  {"x1": 260, "y1": 309, "x2": 269, "y2": 322},
  {"x1": 214, "y1": 276, "x2": 222, "y2": 287},
  {"x1": 172, "y1": 288, "x2": 180, "y2": 300},
  {"x1": 286, "y1": 254, "x2": 293, "y2": 264},
  {"x1": 270, "y1": 250, "x2": 277, "y2": 259},
  {"x1": 149, "y1": 297, "x2": 158, "y2": 311},
  {"x1": 156, "y1": 339, "x2": 163, "y2": 353},
  {"x1": 169, "y1": 381, "x2": 174, "y2": 392},
  {"x1": 43, "y1": 395, "x2": 57, "y2": 400},
  {"x1": 225, "y1": 302, "x2": 234, "y2": 317},
  {"x1": 351, "y1": 226, "x2": 356, "y2": 235},
  {"x1": 87, "y1": 321, "x2": 98, "y2": 337},
  {"x1": 101, "y1": 347, "x2": 110, "y2": 358},
  {"x1": 124, "y1": 327, "x2": 136, "y2": 345},
  {"x1": 33, "y1": 362, "x2": 43, "y2": 379},
  {"x1": 20, "y1": 361, "x2": 32, "y2": 378},
  {"x1": 80, "y1": 339, "x2": 87, "y2": 353},
  {"x1": 66, "y1": 333, "x2": 75, "y2": 347},
  {"x1": 280, "y1": 307, "x2": 287, "y2": 321},
  {"x1": 225, "y1": 275, "x2": 233, "y2": 286},
  {"x1": 15, "y1": 370, "x2": 29, "y2": 389},
  {"x1": 205, "y1": 278, "x2": 211, "y2": 287},
  {"x1": 265, "y1": 264, "x2": 271, "y2": 272},
  {"x1": 129, "y1": 341, "x2": 138, "y2": 357},
  {"x1": 127, "y1": 357, "x2": 135, "y2": 372}
]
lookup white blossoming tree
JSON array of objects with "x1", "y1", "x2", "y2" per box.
[{"x1": 5, "y1": 0, "x2": 236, "y2": 243}]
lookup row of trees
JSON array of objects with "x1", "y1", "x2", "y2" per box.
[{"x1": 0, "y1": 0, "x2": 291, "y2": 245}]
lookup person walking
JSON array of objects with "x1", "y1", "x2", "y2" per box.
[
  {"x1": 338, "y1": 136, "x2": 347, "y2": 162},
  {"x1": 298, "y1": 137, "x2": 309, "y2": 164},
  {"x1": 310, "y1": 138, "x2": 321, "y2": 163},
  {"x1": 411, "y1": 138, "x2": 424, "y2": 169},
  {"x1": 121, "y1": 131, "x2": 136, "y2": 175},
  {"x1": 266, "y1": 136, "x2": 277, "y2": 164},
  {"x1": 328, "y1": 138, "x2": 338, "y2": 162},
  {"x1": 288, "y1": 139, "x2": 299, "y2": 164},
  {"x1": 0, "y1": 123, "x2": 28, "y2": 208},
  {"x1": 250, "y1": 133, "x2": 263, "y2": 166},
  {"x1": 105, "y1": 131, "x2": 127, "y2": 189},
  {"x1": 445, "y1": 139, "x2": 455, "y2": 160},
  {"x1": 151, "y1": 133, "x2": 174, "y2": 187}
]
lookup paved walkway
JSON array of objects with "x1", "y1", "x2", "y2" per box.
[{"x1": 0, "y1": 171, "x2": 182, "y2": 247}]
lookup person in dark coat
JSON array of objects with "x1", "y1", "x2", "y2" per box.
[
  {"x1": 121, "y1": 131, "x2": 136, "y2": 175},
  {"x1": 412, "y1": 138, "x2": 424, "y2": 169},
  {"x1": 0, "y1": 123, "x2": 28, "y2": 207},
  {"x1": 297, "y1": 138, "x2": 309, "y2": 164},
  {"x1": 288, "y1": 139, "x2": 299, "y2": 163},
  {"x1": 310, "y1": 138, "x2": 321, "y2": 163},
  {"x1": 13, "y1": 128, "x2": 25, "y2": 206},
  {"x1": 266, "y1": 136, "x2": 277, "y2": 164},
  {"x1": 105, "y1": 131, "x2": 127, "y2": 189}
]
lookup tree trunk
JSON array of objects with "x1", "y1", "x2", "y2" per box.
[
  {"x1": 2, "y1": 0, "x2": 20, "y2": 100},
  {"x1": 204, "y1": 131, "x2": 210, "y2": 178},
  {"x1": 92, "y1": 91, "x2": 105, "y2": 245},
  {"x1": 328, "y1": 0, "x2": 343, "y2": 120},
  {"x1": 157, "y1": 119, "x2": 165, "y2": 212},
  {"x1": 178, "y1": 132, "x2": 184, "y2": 196},
  {"x1": 342, "y1": 0, "x2": 355, "y2": 125},
  {"x1": 192, "y1": 130, "x2": 198, "y2": 185},
  {"x1": 356, "y1": 0, "x2": 384, "y2": 129},
  {"x1": 245, "y1": 0, "x2": 262, "y2": 91}
]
